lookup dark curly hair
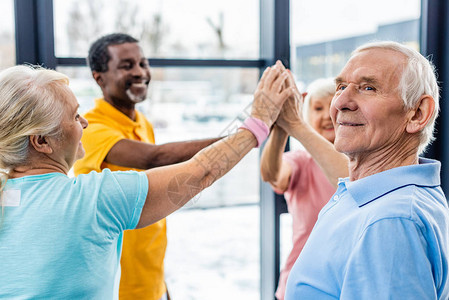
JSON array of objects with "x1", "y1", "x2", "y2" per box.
[{"x1": 87, "y1": 33, "x2": 139, "y2": 73}]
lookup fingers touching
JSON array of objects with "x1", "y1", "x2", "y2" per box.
[{"x1": 252, "y1": 61, "x2": 304, "y2": 129}]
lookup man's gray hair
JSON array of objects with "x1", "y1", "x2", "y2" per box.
[{"x1": 352, "y1": 41, "x2": 439, "y2": 155}]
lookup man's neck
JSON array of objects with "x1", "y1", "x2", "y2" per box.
[
  {"x1": 347, "y1": 141, "x2": 419, "y2": 181},
  {"x1": 103, "y1": 96, "x2": 136, "y2": 121}
]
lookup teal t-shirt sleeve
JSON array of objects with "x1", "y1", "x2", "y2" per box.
[
  {"x1": 341, "y1": 218, "x2": 437, "y2": 300},
  {"x1": 108, "y1": 170, "x2": 148, "y2": 230},
  {"x1": 76, "y1": 169, "x2": 148, "y2": 235}
]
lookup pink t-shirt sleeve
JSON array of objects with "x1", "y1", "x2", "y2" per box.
[{"x1": 283, "y1": 150, "x2": 310, "y2": 198}]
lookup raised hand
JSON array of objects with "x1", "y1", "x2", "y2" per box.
[
  {"x1": 276, "y1": 71, "x2": 306, "y2": 135},
  {"x1": 250, "y1": 64, "x2": 293, "y2": 129}
]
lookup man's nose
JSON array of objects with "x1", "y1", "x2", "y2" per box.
[
  {"x1": 81, "y1": 116, "x2": 89, "y2": 129},
  {"x1": 132, "y1": 65, "x2": 147, "y2": 77},
  {"x1": 333, "y1": 84, "x2": 358, "y2": 111}
]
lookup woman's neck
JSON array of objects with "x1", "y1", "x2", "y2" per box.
[{"x1": 9, "y1": 165, "x2": 67, "y2": 179}]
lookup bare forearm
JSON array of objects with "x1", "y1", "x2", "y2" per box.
[
  {"x1": 192, "y1": 130, "x2": 256, "y2": 188},
  {"x1": 290, "y1": 123, "x2": 349, "y2": 187},
  {"x1": 105, "y1": 137, "x2": 221, "y2": 170},
  {"x1": 151, "y1": 137, "x2": 222, "y2": 167},
  {"x1": 260, "y1": 125, "x2": 288, "y2": 183},
  {"x1": 138, "y1": 130, "x2": 256, "y2": 227}
]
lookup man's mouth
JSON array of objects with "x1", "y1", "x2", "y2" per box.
[
  {"x1": 337, "y1": 121, "x2": 363, "y2": 126},
  {"x1": 126, "y1": 80, "x2": 149, "y2": 89},
  {"x1": 131, "y1": 82, "x2": 147, "y2": 88}
]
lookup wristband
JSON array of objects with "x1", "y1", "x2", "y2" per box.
[{"x1": 239, "y1": 117, "x2": 270, "y2": 148}]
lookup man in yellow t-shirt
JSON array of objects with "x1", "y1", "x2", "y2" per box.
[{"x1": 74, "y1": 33, "x2": 219, "y2": 300}]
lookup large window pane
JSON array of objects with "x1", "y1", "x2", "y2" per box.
[
  {"x1": 0, "y1": 0, "x2": 16, "y2": 69},
  {"x1": 287, "y1": 0, "x2": 421, "y2": 154},
  {"x1": 291, "y1": 0, "x2": 421, "y2": 86},
  {"x1": 166, "y1": 205, "x2": 260, "y2": 299},
  {"x1": 54, "y1": 0, "x2": 259, "y2": 59}
]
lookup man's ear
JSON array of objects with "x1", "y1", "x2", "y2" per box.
[
  {"x1": 29, "y1": 135, "x2": 53, "y2": 154},
  {"x1": 92, "y1": 71, "x2": 105, "y2": 88},
  {"x1": 406, "y1": 95, "x2": 435, "y2": 134}
]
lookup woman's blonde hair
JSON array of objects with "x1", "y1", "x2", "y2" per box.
[{"x1": 0, "y1": 65, "x2": 69, "y2": 196}]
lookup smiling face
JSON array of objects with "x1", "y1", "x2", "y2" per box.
[
  {"x1": 330, "y1": 48, "x2": 410, "y2": 158},
  {"x1": 97, "y1": 42, "x2": 151, "y2": 109},
  {"x1": 308, "y1": 94, "x2": 335, "y2": 143}
]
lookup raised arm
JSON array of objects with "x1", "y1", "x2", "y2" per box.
[
  {"x1": 277, "y1": 72, "x2": 348, "y2": 187},
  {"x1": 136, "y1": 65, "x2": 293, "y2": 228},
  {"x1": 260, "y1": 124, "x2": 292, "y2": 193},
  {"x1": 105, "y1": 137, "x2": 222, "y2": 169}
]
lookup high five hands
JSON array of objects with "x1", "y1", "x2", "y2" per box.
[
  {"x1": 250, "y1": 61, "x2": 294, "y2": 129},
  {"x1": 251, "y1": 60, "x2": 306, "y2": 135}
]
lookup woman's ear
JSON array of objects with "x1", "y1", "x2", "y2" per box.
[
  {"x1": 406, "y1": 95, "x2": 435, "y2": 134},
  {"x1": 29, "y1": 135, "x2": 53, "y2": 154}
]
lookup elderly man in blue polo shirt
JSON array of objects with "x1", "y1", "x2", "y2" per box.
[{"x1": 284, "y1": 41, "x2": 449, "y2": 299}]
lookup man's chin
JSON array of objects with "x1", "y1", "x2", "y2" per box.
[
  {"x1": 131, "y1": 98, "x2": 146, "y2": 104},
  {"x1": 126, "y1": 89, "x2": 147, "y2": 103}
]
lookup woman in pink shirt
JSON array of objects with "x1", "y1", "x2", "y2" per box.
[{"x1": 261, "y1": 77, "x2": 349, "y2": 300}]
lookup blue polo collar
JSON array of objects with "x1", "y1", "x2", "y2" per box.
[{"x1": 340, "y1": 158, "x2": 441, "y2": 207}]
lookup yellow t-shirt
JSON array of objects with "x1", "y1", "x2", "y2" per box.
[{"x1": 74, "y1": 99, "x2": 166, "y2": 300}]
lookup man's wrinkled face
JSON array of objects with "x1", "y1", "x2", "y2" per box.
[
  {"x1": 330, "y1": 48, "x2": 410, "y2": 157},
  {"x1": 99, "y1": 42, "x2": 151, "y2": 106}
]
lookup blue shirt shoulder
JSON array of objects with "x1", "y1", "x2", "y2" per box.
[{"x1": 285, "y1": 158, "x2": 449, "y2": 300}]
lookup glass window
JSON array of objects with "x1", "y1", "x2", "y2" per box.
[
  {"x1": 57, "y1": 65, "x2": 261, "y2": 298},
  {"x1": 53, "y1": 0, "x2": 259, "y2": 59},
  {"x1": 288, "y1": 0, "x2": 421, "y2": 157},
  {"x1": 0, "y1": 0, "x2": 16, "y2": 69},
  {"x1": 166, "y1": 205, "x2": 260, "y2": 299},
  {"x1": 279, "y1": 212, "x2": 292, "y2": 275},
  {"x1": 291, "y1": 0, "x2": 421, "y2": 87},
  {"x1": 56, "y1": 67, "x2": 103, "y2": 114}
]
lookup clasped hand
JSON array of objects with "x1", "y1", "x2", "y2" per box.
[{"x1": 250, "y1": 60, "x2": 305, "y2": 135}]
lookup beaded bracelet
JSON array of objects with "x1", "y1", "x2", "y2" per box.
[{"x1": 239, "y1": 117, "x2": 270, "y2": 148}]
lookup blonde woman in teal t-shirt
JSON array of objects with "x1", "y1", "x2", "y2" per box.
[{"x1": 0, "y1": 63, "x2": 292, "y2": 298}]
